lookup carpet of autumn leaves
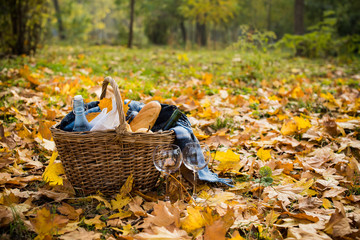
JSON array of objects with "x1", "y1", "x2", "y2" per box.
[{"x1": 1, "y1": 45, "x2": 360, "y2": 240}]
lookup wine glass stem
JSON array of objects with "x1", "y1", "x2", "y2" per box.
[
  {"x1": 193, "y1": 171, "x2": 197, "y2": 200},
  {"x1": 165, "y1": 174, "x2": 170, "y2": 202}
]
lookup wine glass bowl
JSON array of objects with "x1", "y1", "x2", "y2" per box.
[
  {"x1": 153, "y1": 144, "x2": 183, "y2": 201},
  {"x1": 182, "y1": 142, "x2": 210, "y2": 200}
]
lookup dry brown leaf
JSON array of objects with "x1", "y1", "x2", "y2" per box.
[
  {"x1": 204, "y1": 219, "x2": 227, "y2": 240},
  {"x1": 59, "y1": 227, "x2": 102, "y2": 240},
  {"x1": 38, "y1": 189, "x2": 70, "y2": 202},
  {"x1": 128, "y1": 196, "x2": 147, "y2": 217},
  {"x1": 135, "y1": 226, "x2": 191, "y2": 240},
  {"x1": 139, "y1": 201, "x2": 181, "y2": 229},
  {"x1": 205, "y1": 135, "x2": 232, "y2": 147},
  {"x1": 84, "y1": 215, "x2": 106, "y2": 230},
  {"x1": 58, "y1": 202, "x2": 83, "y2": 221},
  {"x1": 324, "y1": 209, "x2": 355, "y2": 237},
  {"x1": 263, "y1": 184, "x2": 303, "y2": 206},
  {"x1": 30, "y1": 207, "x2": 69, "y2": 239},
  {"x1": 0, "y1": 205, "x2": 13, "y2": 227},
  {"x1": 287, "y1": 224, "x2": 332, "y2": 240}
]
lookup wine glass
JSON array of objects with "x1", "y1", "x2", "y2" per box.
[
  {"x1": 182, "y1": 142, "x2": 210, "y2": 200},
  {"x1": 153, "y1": 144, "x2": 183, "y2": 201}
]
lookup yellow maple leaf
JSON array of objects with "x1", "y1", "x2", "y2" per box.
[
  {"x1": 198, "y1": 107, "x2": 219, "y2": 119},
  {"x1": 213, "y1": 149, "x2": 243, "y2": 173},
  {"x1": 111, "y1": 174, "x2": 133, "y2": 211},
  {"x1": 30, "y1": 207, "x2": 68, "y2": 240},
  {"x1": 257, "y1": 148, "x2": 271, "y2": 161},
  {"x1": 277, "y1": 113, "x2": 289, "y2": 121},
  {"x1": 280, "y1": 119, "x2": 297, "y2": 136},
  {"x1": 111, "y1": 195, "x2": 131, "y2": 211},
  {"x1": 98, "y1": 98, "x2": 112, "y2": 113},
  {"x1": 294, "y1": 116, "x2": 312, "y2": 130},
  {"x1": 291, "y1": 86, "x2": 304, "y2": 99},
  {"x1": 42, "y1": 151, "x2": 65, "y2": 186},
  {"x1": 181, "y1": 206, "x2": 216, "y2": 233},
  {"x1": 320, "y1": 92, "x2": 336, "y2": 103},
  {"x1": 202, "y1": 73, "x2": 213, "y2": 85}
]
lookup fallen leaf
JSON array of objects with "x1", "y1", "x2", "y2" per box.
[
  {"x1": 281, "y1": 119, "x2": 297, "y2": 136},
  {"x1": 86, "y1": 195, "x2": 111, "y2": 209},
  {"x1": 59, "y1": 227, "x2": 102, "y2": 240},
  {"x1": 42, "y1": 151, "x2": 65, "y2": 186},
  {"x1": 58, "y1": 202, "x2": 83, "y2": 221},
  {"x1": 98, "y1": 98, "x2": 112, "y2": 113},
  {"x1": 294, "y1": 116, "x2": 312, "y2": 131},
  {"x1": 287, "y1": 224, "x2": 332, "y2": 240},
  {"x1": 139, "y1": 201, "x2": 181, "y2": 229},
  {"x1": 83, "y1": 215, "x2": 106, "y2": 230},
  {"x1": 204, "y1": 219, "x2": 227, "y2": 240},
  {"x1": 257, "y1": 148, "x2": 271, "y2": 161},
  {"x1": 181, "y1": 206, "x2": 216, "y2": 233},
  {"x1": 213, "y1": 149, "x2": 242, "y2": 173},
  {"x1": 30, "y1": 207, "x2": 68, "y2": 240},
  {"x1": 135, "y1": 226, "x2": 191, "y2": 240},
  {"x1": 0, "y1": 205, "x2": 13, "y2": 227},
  {"x1": 263, "y1": 184, "x2": 303, "y2": 206}
]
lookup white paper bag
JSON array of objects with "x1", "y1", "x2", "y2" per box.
[{"x1": 90, "y1": 98, "x2": 120, "y2": 131}]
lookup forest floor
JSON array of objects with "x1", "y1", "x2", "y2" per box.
[{"x1": 1, "y1": 45, "x2": 360, "y2": 240}]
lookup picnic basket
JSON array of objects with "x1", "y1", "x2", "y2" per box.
[{"x1": 50, "y1": 76, "x2": 175, "y2": 195}]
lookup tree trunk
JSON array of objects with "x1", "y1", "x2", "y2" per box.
[
  {"x1": 127, "y1": 0, "x2": 135, "y2": 48},
  {"x1": 267, "y1": 0, "x2": 272, "y2": 31},
  {"x1": 10, "y1": 0, "x2": 28, "y2": 55},
  {"x1": 180, "y1": 21, "x2": 187, "y2": 45},
  {"x1": 294, "y1": 0, "x2": 305, "y2": 35},
  {"x1": 53, "y1": 0, "x2": 65, "y2": 40},
  {"x1": 196, "y1": 21, "x2": 207, "y2": 46}
]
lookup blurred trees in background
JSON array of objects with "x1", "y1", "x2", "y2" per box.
[
  {"x1": 0, "y1": 0, "x2": 50, "y2": 55},
  {"x1": 0, "y1": 0, "x2": 359, "y2": 56}
]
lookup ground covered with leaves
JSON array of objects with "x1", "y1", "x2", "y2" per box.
[{"x1": 1, "y1": 46, "x2": 360, "y2": 240}]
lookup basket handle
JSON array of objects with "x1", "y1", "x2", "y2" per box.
[{"x1": 100, "y1": 76, "x2": 127, "y2": 133}]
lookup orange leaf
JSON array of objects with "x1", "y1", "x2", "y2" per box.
[
  {"x1": 46, "y1": 109, "x2": 57, "y2": 120},
  {"x1": 280, "y1": 119, "x2": 297, "y2": 136},
  {"x1": 204, "y1": 220, "x2": 227, "y2": 240},
  {"x1": 19, "y1": 65, "x2": 40, "y2": 85},
  {"x1": 86, "y1": 112, "x2": 100, "y2": 122},
  {"x1": 38, "y1": 121, "x2": 55, "y2": 140},
  {"x1": 98, "y1": 98, "x2": 112, "y2": 113},
  {"x1": 282, "y1": 211, "x2": 319, "y2": 222},
  {"x1": 30, "y1": 207, "x2": 68, "y2": 239},
  {"x1": 202, "y1": 73, "x2": 213, "y2": 85}
]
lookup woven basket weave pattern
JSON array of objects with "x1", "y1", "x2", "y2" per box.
[{"x1": 51, "y1": 77, "x2": 175, "y2": 195}]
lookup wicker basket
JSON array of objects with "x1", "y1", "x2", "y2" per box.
[{"x1": 51, "y1": 76, "x2": 175, "y2": 195}]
